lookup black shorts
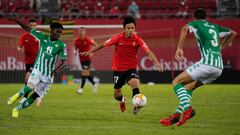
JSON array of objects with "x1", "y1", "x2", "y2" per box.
[
  {"x1": 81, "y1": 61, "x2": 91, "y2": 70},
  {"x1": 113, "y1": 69, "x2": 140, "y2": 89},
  {"x1": 25, "y1": 64, "x2": 34, "y2": 73}
]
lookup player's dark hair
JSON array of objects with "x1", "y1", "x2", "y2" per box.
[
  {"x1": 194, "y1": 8, "x2": 207, "y2": 20},
  {"x1": 50, "y1": 22, "x2": 64, "y2": 30},
  {"x1": 123, "y1": 16, "x2": 136, "y2": 28},
  {"x1": 28, "y1": 18, "x2": 37, "y2": 23}
]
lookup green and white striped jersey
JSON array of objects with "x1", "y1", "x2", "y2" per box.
[
  {"x1": 31, "y1": 29, "x2": 67, "y2": 77},
  {"x1": 188, "y1": 20, "x2": 231, "y2": 69}
]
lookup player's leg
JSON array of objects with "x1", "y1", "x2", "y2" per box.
[
  {"x1": 8, "y1": 82, "x2": 35, "y2": 105},
  {"x1": 77, "y1": 70, "x2": 87, "y2": 94},
  {"x1": 86, "y1": 70, "x2": 94, "y2": 85},
  {"x1": 12, "y1": 81, "x2": 52, "y2": 118},
  {"x1": 184, "y1": 80, "x2": 203, "y2": 103},
  {"x1": 86, "y1": 70, "x2": 98, "y2": 93},
  {"x1": 160, "y1": 70, "x2": 195, "y2": 126},
  {"x1": 174, "y1": 81, "x2": 202, "y2": 114},
  {"x1": 166, "y1": 80, "x2": 202, "y2": 125},
  {"x1": 128, "y1": 78, "x2": 140, "y2": 97},
  {"x1": 128, "y1": 78, "x2": 142, "y2": 114},
  {"x1": 34, "y1": 81, "x2": 51, "y2": 107},
  {"x1": 84, "y1": 61, "x2": 97, "y2": 93},
  {"x1": 8, "y1": 68, "x2": 40, "y2": 105},
  {"x1": 20, "y1": 64, "x2": 33, "y2": 103},
  {"x1": 113, "y1": 71, "x2": 126, "y2": 112},
  {"x1": 12, "y1": 92, "x2": 39, "y2": 118},
  {"x1": 172, "y1": 71, "x2": 197, "y2": 113},
  {"x1": 176, "y1": 64, "x2": 222, "y2": 126},
  {"x1": 127, "y1": 69, "x2": 141, "y2": 114}
]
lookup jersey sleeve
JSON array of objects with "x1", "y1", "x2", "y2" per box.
[
  {"x1": 31, "y1": 29, "x2": 44, "y2": 40},
  {"x1": 59, "y1": 43, "x2": 68, "y2": 59},
  {"x1": 188, "y1": 21, "x2": 197, "y2": 33},
  {"x1": 103, "y1": 35, "x2": 118, "y2": 47},
  {"x1": 218, "y1": 25, "x2": 231, "y2": 38},
  {"x1": 139, "y1": 38, "x2": 149, "y2": 53},
  {"x1": 88, "y1": 37, "x2": 96, "y2": 45},
  {"x1": 18, "y1": 34, "x2": 25, "y2": 48}
]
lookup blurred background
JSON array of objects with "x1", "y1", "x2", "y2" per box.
[{"x1": 0, "y1": 0, "x2": 239, "y2": 84}]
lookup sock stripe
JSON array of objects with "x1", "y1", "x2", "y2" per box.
[
  {"x1": 176, "y1": 108, "x2": 183, "y2": 114},
  {"x1": 180, "y1": 100, "x2": 190, "y2": 105},
  {"x1": 176, "y1": 88, "x2": 186, "y2": 93},
  {"x1": 179, "y1": 96, "x2": 189, "y2": 101},
  {"x1": 184, "y1": 104, "x2": 191, "y2": 108},
  {"x1": 174, "y1": 84, "x2": 192, "y2": 112},
  {"x1": 177, "y1": 91, "x2": 186, "y2": 95},
  {"x1": 178, "y1": 93, "x2": 187, "y2": 99},
  {"x1": 187, "y1": 95, "x2": 192, "y2": 99}
]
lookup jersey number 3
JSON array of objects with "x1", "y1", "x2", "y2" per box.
[{"x1": 209, "y1": 29, "x2": 218, "y2": 47}]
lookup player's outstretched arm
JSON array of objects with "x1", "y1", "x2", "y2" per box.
[
  {"x1": 6, "y1": 14, "x2": 32, "y2": 32},
  {"x1": 175, "y1": 24, "x2": 189, "y2": 61},
  {"x1": 146, "y1": 49, "x2": 163, "y2": 72},
  {"x1": 80, "y1": 43, "x2": 105, "y2": 56},
  {"x1": 221, "y1": 30, "x2": 237, "y2": 49},
  {"x1": 51, "y1": 59, "x2": 67, "y2": 77}
]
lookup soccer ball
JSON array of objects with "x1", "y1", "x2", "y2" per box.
[{"x1": 132, "y1": 94, "x2": 147, "y2": 107}]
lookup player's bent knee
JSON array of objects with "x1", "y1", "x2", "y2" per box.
[
  {"x1": 128, "y1": 78, "x2": 139, "y2": 88},
  {"x1": 172, "y1": 79, "x2": 179, "y2": 87}
]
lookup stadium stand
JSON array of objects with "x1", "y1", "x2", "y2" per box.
[{"x1": 1, "y1": 0, "x2": 239, "y2": 20}]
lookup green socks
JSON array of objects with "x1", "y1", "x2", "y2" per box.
[
  {"x1": 16, "y1": 93, "x2": 39, "y2": 111},
  {"x1": 174, "y1": 84, "x2": 192, "y2": 114},
  {"x1": 19, "y1": 86, "x2": 32, "y2": 96}
]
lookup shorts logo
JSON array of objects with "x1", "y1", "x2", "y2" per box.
[
  {"x1": 31, "y1": 72, "x2": 35, "y2": 77},
  {"x1": 131, "y1": 73, "x2": 139, "y2": 78}
]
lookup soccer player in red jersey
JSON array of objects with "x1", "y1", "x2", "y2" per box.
[
  {"x1": 81, "y1": 16, "x2": 162, "y2": 114},
  {"x1": 74, "y1": 27, "x2": 98, "y2": 94},
  {"x1": 18, "y1": 18, "x2": 39, "y2": 104}
]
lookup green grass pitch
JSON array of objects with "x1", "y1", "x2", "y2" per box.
[{"x1": 0, "y1": 84, "x2": 240, "y2": 135}]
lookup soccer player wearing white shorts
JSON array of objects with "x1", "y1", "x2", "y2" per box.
[
  {"x1": 160, "y1": 8, "x2": 237, "y2": 126},
  {"x1": 6, "y1": 15, "x2": 67, "y2": 118}
]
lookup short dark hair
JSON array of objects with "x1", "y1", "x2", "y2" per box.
[
  {"x1": 28, "y1": 18, "x2": 37, "y2": 23},
  {"x1": 123, "y1": 16, "x2": 136, "y2": 28},
  {"x1": 80, "y1": 27, "x2": 85, "y2": 30},
  {"x1": 50, "y1": 22, "x2": 64, "y2": 30},
  {"x1": 194, "y1": 8, "x2": 207, "y2": 20}
]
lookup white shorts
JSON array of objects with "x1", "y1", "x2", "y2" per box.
[
  {"x1": 186, "y1": 62, "x2": 222, "y2": 84},
  {"x1": 28, "y1": 68, "x2": 53, "y2": 97}
]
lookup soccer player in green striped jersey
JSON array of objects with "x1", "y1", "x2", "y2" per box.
[
  {"x1": 6, "y1": 15, "x2": 67, "y2": 118},
  {"x1": 160, "y1": 8, "x2": 237, "y2": 126}
]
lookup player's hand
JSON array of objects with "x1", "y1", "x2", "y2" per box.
[
  {"x1": 89, "y1": 53, "x2": 93, "y2": 57},
  {"x1": 175, "y1": 48, "x2": 185, "y2": 61},
  {"x1": 80, "y1": 51, "x2": 91, "y2": 56},
  {"x1": 17, "y1": 46, "x2": 24, "y2": 52}
]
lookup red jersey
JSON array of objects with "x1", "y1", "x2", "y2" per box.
[
  {"x1": 104, "y1": 33, "x2": 149, "y2": 71},
  {"x1": 74, "y1": 36, "x2": 95, "y2": 62},
  {"x1": 18, "y1": 32, "x2": 39, "y2": 64}
]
